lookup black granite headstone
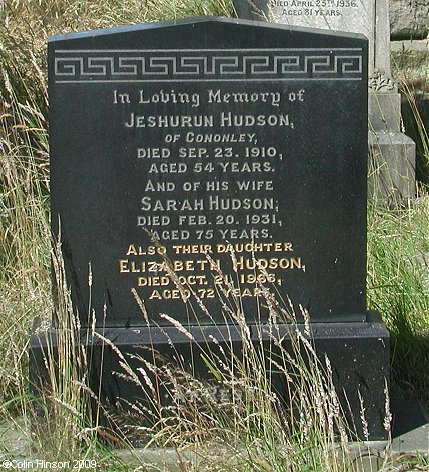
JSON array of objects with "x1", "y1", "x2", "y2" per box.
[
  {"x1": 30, "y1": 17, "x2": 390, "y2": 441},
  {"x1": 49, "y1": 17, "x2": 368, "y2": 327}
]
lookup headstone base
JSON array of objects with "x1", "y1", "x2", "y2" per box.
[
  {"x1": 30, "y1": 312, "x2": 389, "y2": 442},
  {"x1": 368, "y1": 89, "x2": 417, "y2": 203},
  {"x1": 369, "y1": 91, "x2": 401, "y2": 131},
  {"x1": 369, "y1": 130, "x2": 416, "y2": 203}
]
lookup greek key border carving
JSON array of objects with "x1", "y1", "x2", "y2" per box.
[{"x1": 53, "y1": 48, "x2": 363, "y2": 82}]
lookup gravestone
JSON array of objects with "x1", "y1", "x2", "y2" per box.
[
  {"x1": 390, "y1": 0, "x2": 429, "y2": 39},
  {"x1": 235, "y1": 0, "x2": 416, "y2": 202},
  {"x1": 30, "y1": 17, "x2": 389, "y2": 440}
]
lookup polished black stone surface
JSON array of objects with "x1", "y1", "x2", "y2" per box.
[
  {"x1": 49, "y1": 17, "x2": 369, "y2": 327},
  {"x1": 38, "y1": 17, "x2": 391, "y2": 441}
]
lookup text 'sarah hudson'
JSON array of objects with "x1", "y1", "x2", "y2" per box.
[
  {"x1": 124, "y1": 112, "x2": 291, "y2": 128},
  {"x1": 140, "y1": 196, "x2": 276, "y2": 211}
]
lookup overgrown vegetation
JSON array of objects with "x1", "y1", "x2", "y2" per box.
[
  {"x1": 1, "y1": 0, "x2": 428, "y2": 470},
  {"x1": 367, "y1": 200, "x2": 429, "y2": 406},
  {"x1": 368, "y1": 50, "x2": 429, "y2": 408}
]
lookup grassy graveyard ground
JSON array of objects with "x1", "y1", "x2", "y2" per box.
[{"x1": 1, "y1": 1, "x2": 429, "y2": 470}]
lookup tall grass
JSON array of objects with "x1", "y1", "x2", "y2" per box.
[
  {"x1": 77, "y1": 267, "x2": 364, "y2": 471},
  {"x1": 367, "y1": 53, "x2": 429, "y2": 407},
  {"x1": 367, "y1": 197, "x2": 429, "y2": 407},
  {"x1": 0, "y1": 0, "x2": 234, "y2": 408},
  {"x1": 0, "y1": 51, "x2": 50, "y2": 406}
]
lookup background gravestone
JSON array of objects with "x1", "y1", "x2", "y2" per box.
[
  {"x1": 390, "y1": 0, "x2": 429, "y2": 39},
  {"x1": 30, "y1": 17, "x2": 389, "y2": 440},
  {"x1": 234, "y1": 0, "x2": 417, "y2": 202}
]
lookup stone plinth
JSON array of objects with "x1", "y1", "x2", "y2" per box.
[{"x1": 30, "y1": 313, "x2": 390, "y2": 442}]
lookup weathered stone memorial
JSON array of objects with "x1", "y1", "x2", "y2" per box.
[
  {"x1": 30, "y1": 17, "x2": 389, "y2": 440},
  {"x1": 390, "y1": 0, "x2": 429, "y2": 39},
  {"x1": 234, "y1": 0, "x2": 416, "y2": 201}
]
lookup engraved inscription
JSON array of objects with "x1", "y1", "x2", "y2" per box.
[
  {"x1": 55, "y1": 43, "x2": 364, "y2": 306},
  {"x1": 270, "y1": 0, "x2": 362, "y2": 22},
  {"x1": 49, "y1": 20, "x2": 368, "y2": 325},
  {"x1": 105, "y1": 76, "x2": 313, "y2": 301}
]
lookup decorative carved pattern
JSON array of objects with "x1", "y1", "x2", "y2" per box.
[
  {"x1": 368, "y1": 69, "x2": 396, "y2": 91},
  {"x1": 53, "y1": 48, "x2": 363, "y2": 82}
]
